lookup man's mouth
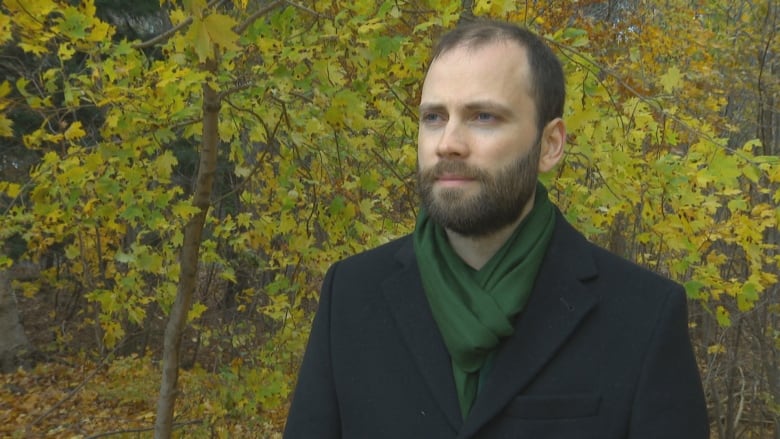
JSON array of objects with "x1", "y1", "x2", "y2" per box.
[{"x1": 435, "y1": 173, "x2": 476, "y2": 187}]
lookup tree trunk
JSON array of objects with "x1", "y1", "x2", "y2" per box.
[
  {"x1": 154, "y1": 60, "x2": 220, "y2": 438},
  {"x1": 0, "y1": 263, "x2": 39, "y2": 373}
]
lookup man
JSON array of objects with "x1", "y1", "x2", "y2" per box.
[{"x1": 284, "y1": 19, "x2": 709, "y2": 439}]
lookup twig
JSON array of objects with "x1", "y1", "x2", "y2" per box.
[
  {"x1": 133, "y1": 0, "x2": 225, "y2": 49},
  {"x1": 84, "y1": 419, "x2": 203, "y2": 439},
  {"x1": 28, "y1": 364, "x2": 103, "y2": 427},
  {"x1": 283, "y1": 0, "x2": 329, "y2": 19},
  {"x1": 234, "y1": 0, "x2": 284, "y2": 35},
  {"x1": 26, "y1": 343, "x2": 130, "y2": 429},
  {"x1": 547, "y1": 38, "x2": 763, "y2": 163}
]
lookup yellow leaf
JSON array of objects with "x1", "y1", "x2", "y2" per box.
[
  {"x1": 2, "y1": 182, "x2": 22, "y2": 198},
  {"x1": 0, "y1": 80, "x2": 10, "y2": 99},
  {"x1": 203, "y1": 13, "x2": 239, "y2": 51},
  {"x1": 19, "y1": 41, "x2": 49, "y2": 56},
  {"x1": 153, "y1": 151, "x2": 178, "y2": 180},
  {"x1": 58, "y1": 42, "x2": 76, "y2": 61},
  {"x1": 173, "y1": 201, "x2": 201, "y2": 219},
  {"x1": 64, "y1": 121, "x2": 86, "y2": 140},
  {"x1": 82, "y1": 0, "x2": 97, "y2": 17},
  {"x1": 86, "y1": 19, "x2": 114, "y2": 43},
  {"x1": 170, "y1": 8, "x2": 188, "y2": 25},
  {"x1": 0, "y1": 14, "x2": 11, "y2": 45},
  {"x1": 0, "y1": 115, "x2": 12, "y2": 137},
  {"x1": 743, "y1": 164, "x2": 760, "y2": 183},
  {"x1": 184, "y1": 0, "x2": 208, "y2": 18},
  {"x1": 659, "y1": 66, "x2": 683, "y2": 93},
  {"x1": 185, "y1": 18, "x2": 212, "y2": 62}
]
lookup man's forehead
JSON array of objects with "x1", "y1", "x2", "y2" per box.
[
  {"x1": 422, "y1": 41, "x2": 531, "y2": 93},
  {"x1": 432, "y1": 38, "x2": 527, "y2": 64},
  {"x1": 423, "y1": 40, "x2": 529, "y2": 85}
]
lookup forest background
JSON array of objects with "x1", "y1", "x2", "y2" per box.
[{"x1": 0, "y1": 0, "x2": 777, "y2": 437}]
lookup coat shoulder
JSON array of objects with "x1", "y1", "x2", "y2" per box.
[
  {"x1": 333, "y1": 234, "x2": 414, "y2": 275},
  {"x1": 548, "y1": 214, "x2": 685, "y2": 307}
]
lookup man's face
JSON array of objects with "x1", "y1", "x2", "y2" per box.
[{"x1": 417, "y1": 41, "x2": 542, "y2": 237}]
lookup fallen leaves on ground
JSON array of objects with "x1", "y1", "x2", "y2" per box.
[{"x1": 0, "y1": 356, "x2": 285, "y2": 438}]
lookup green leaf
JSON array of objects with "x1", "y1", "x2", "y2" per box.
[
  {"x1": 329, "y1": 196, "x2": 346, "y2": 216},
  {"x1": 716, "y1": 305, "x2": 732, "y2": 327},
  {"x1": 684, "y1": 280, "x2": 705, "y2": 300},
  {"x1": 727, "y1": 198, "x2": 747, "y2": 211},
  {"x1": 56, "y1": 7, "x2": 89, "y2": 39},
  {"x1": 137, "y1": 250, "x2": 163, "y2": 273},
  {"x1": 115, "y1": 252, "x2": 135, "y2": 264},
  {"x1": 372, "y1": 35, "x2": 403, "y2": 59},
  {"x1": 742, "y1": 164, "x2": 760, "y2": 183},
  {"x1": 737, "y1": 282, "x2": 760, "y2": 312}
]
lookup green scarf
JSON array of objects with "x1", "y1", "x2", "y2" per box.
[{"x1": 413, "y1": 182, "x2": 556, "y2": 418}]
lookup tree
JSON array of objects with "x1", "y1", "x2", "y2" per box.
[{"x1": 0, "y1": 262, "x2": 38, "y2": 372}]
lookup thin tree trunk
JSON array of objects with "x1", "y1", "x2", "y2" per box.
[
  {"x1": 0, "y1": 263, "x2": 38, "y2": 373},
  {"x1": 150, "y1": 3, "x2": 285, "y2": 436},
  {"x1": 154, "y1": 60, "x2": 220, "y2": 438}
]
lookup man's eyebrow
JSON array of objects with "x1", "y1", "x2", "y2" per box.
[
  {"x1": 463, "y1": 101, "x2": 514, "y2": 115},
  {"x1": 418, "y1": 103, "x2": 445, "y2": 113},
  {"x1": 418, "y1": 101, "x2": 514, "y2": 115}
]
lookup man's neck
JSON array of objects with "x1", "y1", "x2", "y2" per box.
[{"x1": 445, "y1": 194, "x2": 536, "y2": 270}]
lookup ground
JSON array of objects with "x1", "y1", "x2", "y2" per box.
[{"x1": 2, "y1": 283, "x2": 289, "y2": 438}]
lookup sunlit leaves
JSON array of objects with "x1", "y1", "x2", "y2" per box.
[{"x1": 533, "y1": 0, "x2": 780, "y2": 340}]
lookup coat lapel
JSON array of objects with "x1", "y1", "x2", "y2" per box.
[
  {"x1": 381, "y1": 238, "x2": 463, "y2": 431},
  {"x1": 459, "y1": 215, "x2": 600, "y2": 438}
]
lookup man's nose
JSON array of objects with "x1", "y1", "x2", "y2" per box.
[{"x1": 436, "y1": 120, "x2": 469, "y2": 158}]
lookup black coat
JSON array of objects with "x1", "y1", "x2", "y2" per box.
[{"x1": 284, "y1": 213, "x2": 709, "y2": 438}]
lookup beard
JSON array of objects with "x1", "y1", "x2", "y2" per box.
[{"x1": 417, "y1": 146, "x2": 540, "y2": 238}]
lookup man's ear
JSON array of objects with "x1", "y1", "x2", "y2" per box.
[{"x1": 538, "y1": 118, "x2": 566, "y2": 173}]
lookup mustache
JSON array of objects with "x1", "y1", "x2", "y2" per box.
[{"x1": 420, "y1": 160, "x2": 486, "y2": 180}]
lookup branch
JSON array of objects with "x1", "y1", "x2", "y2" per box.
[
  {"x1": 27, "y1": 344, "x2": 128, "y2": 428},
  {"x1": 283, "y1": 0, "x2": 329, "y2": 19},
  {"x1": 85, "y1": 419, "x2": 203, "y2": 439},
  {"x1": 548, "y1": 38, "x2": 765, "y2": 164},
  {"x1": 27, "y1": 364, "x2": 99, "y2": 428},
  {"x1": 133, "y1": 0, "x2": 225, "y2": 49},
  {"x1": 234, "y1": 0, "x2": 284, "y2": 35}
]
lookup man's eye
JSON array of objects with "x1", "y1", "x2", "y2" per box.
[
  {"x1": 421, "y1": 113, "x2": 442, "y2": 122},
  {"x1": 475, "y1": 112, "x2": 496, "y2": 121}
]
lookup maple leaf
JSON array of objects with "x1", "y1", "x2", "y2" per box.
[
  {"x1": 660, "y1": 66, "x2": 683, "y2": 93},
  {"x1": 186, "y1": 18, "x2": 213, "y2": 62},
  {"x1": 204, "y1": 13, "x2": 240, "y2": 51}
]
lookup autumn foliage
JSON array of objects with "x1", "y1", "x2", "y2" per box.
[{"x1": 0, "y1": 0, "x2": 777, "y2": 437}]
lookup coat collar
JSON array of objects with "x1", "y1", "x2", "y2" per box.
[
  {"x1": 381, "y1": 211, "x2": 599, "y2": 436},
  {"x1": 381, "y1": 238, "x2": 464, "y2": 431},
  {"x1": 460, "y1": 213, "x2": 598, "y2": 437}
]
